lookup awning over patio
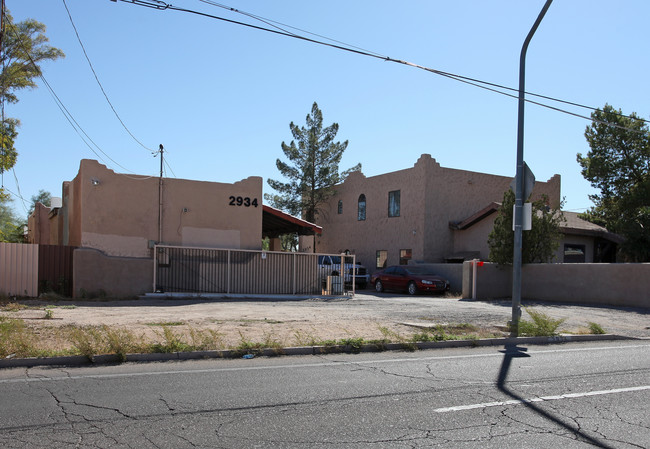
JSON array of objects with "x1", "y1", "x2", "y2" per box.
[{"x1": 262, "y1": 205, "x2": 322, "y2": 238}]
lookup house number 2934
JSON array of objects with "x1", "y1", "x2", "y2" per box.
[{"x1": 229, "y1": 196, "x2": 258, "y2": 207}]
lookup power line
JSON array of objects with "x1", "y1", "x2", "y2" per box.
[
  {"x1": 112, "y1": 0, "x2": 649, "y2": 134},
  {"x1": 198, "y1": 0, "x2": 647, "y2": 125},
  {"x1": 11, "y1": 167, "x2": 28, "y2": 213},
  {"x1": 197, "y1": 0, "x2": 385, "y2": 58},
  {"x1": 62, "y1": 0, "x2": 154, "y2": 153},
  {"x1": 6, "y1": 21, "x2": 156, "y2": 176},
  {"x1": 163, "y1": 157, "x2": 176, "y2": 178}
]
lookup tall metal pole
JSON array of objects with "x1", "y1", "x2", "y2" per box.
[
  {"x1": 158, "y1": 144, "x2": 164, "y2": 243},
  {"x1": 511, "y1": 0, "x2": 553, "y2": 337}
]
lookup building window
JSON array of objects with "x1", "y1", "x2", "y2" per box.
[
  {"x1": 388, "y1": 190, "x2": 400, "y2": 217},
  {"x1": 399, "y1": 249, "x2": 412, "y2": 265},
  {"x1": 376, "y1": 250, "x2": 387, "y2": 269},
  {"x1": 564, "y1": 244, "x2": 586, "y2": 263},
  {"x1": 358, "y1": 194, "x2": 366, "y2": 221},
  {"x1": 337, "y1": 200, "x2": 343, "y2": 214}
]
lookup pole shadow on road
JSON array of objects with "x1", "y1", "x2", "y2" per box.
[{"x1": 498, "y1": 343, "x2": 613, "y2": 448}]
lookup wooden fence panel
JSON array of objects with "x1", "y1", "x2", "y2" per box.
[{"x1": 0, "y1": 243, "x2": 39, "y2": 297}]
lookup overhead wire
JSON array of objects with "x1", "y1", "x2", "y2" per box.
[
  {"x1": 196, "y1": 0, "x2": 386, "y2": 58},
  {"x1": 7, "y1": 20, "x2": 163, "y2": 178},
  {"x1": 62, "y1": 0, "x2": 154, "y2": 153},
  {"x1": 163, "y1": 158, "x2": 176, "y2": 178},
  {"x1": 203, "y1": 0, "x2": 649, "y2": 127},
  {"x1": 113, "y1": 0, "x2": 649, "y2": 135},
  {"x1": 11, "y1": 167, "x2": 28, "y2": 213}
]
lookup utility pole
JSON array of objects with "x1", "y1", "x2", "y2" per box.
[
  {"x1": 157, "y1": 144, "x2": 164, "y2": 243},
  {"x1": 511, "y1": 0, "x2": 553, "y2": 337}
]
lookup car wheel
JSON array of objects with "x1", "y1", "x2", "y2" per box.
[
  {"x1": 407, "y1": 281, "x2": 417, "y2": 295},
  {"x1": 375, "y1": 280, "x2": 384, "y2": 293}
]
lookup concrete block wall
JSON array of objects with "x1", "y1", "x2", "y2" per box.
[
  {"x1": 463, "y1": 261, "x2": 650, "y2": 309},
  {"x1": 73, "y1": 248, "x2": 153, "y2": 299}
]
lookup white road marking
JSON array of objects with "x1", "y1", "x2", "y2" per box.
[{"x1": 434, "y1": 385, "x2": 650, "y2": 413}]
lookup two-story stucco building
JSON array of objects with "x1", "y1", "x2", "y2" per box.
[{"x1": 305, "y1": 154, "x2": 562, "y2": 272}]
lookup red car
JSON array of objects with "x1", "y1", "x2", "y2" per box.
[{"x1": 371, "y1": 265, "x2": 450, "y2": 295}]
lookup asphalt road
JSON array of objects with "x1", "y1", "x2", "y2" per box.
[{"x1": 1, "y1": 341, "x2": 648, "y2": 447}]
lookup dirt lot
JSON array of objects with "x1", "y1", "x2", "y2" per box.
[{"x1": 3, "y1": 292, "x2": 649, "y2": 352}]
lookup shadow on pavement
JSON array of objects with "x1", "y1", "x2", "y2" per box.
[{"x1": 497, "y1": 343, "x2": 614, "y2": 448}]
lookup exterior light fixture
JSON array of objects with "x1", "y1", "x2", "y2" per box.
[{"x1": 91, "y1": 178, "x2": 100, "y2": 186}]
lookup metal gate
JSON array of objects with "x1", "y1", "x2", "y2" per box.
[
  {"x1": 153, "y1": 245, "x2": 354, "y2": 296},
  {"x1": 38, "y1": 245, "x2": 75, "y2": 297}
]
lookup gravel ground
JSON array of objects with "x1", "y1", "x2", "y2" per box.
[{"x1": 3, "y1": 292, "x2": 648, "y2": 351}]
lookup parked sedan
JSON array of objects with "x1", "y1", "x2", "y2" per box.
[{"x1": 371, "y1": 265, "x2": 450, "y2": 295}]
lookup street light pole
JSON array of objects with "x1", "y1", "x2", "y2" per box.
[{"x1": 511, "y1": 0, "x2": 553, "y2": 337}]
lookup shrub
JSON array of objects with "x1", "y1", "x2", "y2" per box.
[
  {"x1": 516, "y1": 308, "x2": 566, "y2": 337},
  {"x1": 588, "y1": 322, "x2": 606, "y2": 335}
]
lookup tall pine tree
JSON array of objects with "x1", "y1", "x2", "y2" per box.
[
  {"x1": 577, "y1": 104, "x2": 650, "y2": 261},
  {"x1": 266, "y1": 102, "x2": 360, "y2": 223}
]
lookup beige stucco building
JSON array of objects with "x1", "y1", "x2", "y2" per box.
[
  {"x1": 36, "y1": 159, "x2": 264, "y2": 256},
  {"x1": 307, "y1": 154, "x2": 563, "y2": 272},
  {"x1": 26, "y1": 159, "x2": 320, "y2": 297}
]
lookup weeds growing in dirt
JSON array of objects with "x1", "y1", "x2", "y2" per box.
[
  {"x1": 0, "y1": 317, "x2": 34, "y2": 358},
  {"x1": 516, "y1": 308, "x2": 566, "y2": 337},
  {"x1": 588, "y1": 322, "x2": 606, "y2": 335},
  {"x1": 1, "y1": 302, "x2": 27, "y2": 312}
]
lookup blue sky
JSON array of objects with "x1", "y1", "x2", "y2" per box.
[{"x1": 4, "y1": 0, "x2": 649, "y2": 217}]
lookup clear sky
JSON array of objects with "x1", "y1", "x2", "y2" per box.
[{"x1": 4, "y1": 0, "x2": 649, "y2": 218}]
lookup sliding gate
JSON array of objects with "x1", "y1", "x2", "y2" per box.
[{"x1": 153, "y1": 245, "x2": 353, "y2": 296}]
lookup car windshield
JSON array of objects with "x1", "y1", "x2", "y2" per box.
[{"x1": 404, "y1": 266, "x2": 437, "y2": 275}]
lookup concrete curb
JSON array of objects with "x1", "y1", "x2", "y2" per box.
[{"x1": 0, "y1": 334, "x2": 641, "y2": 369}]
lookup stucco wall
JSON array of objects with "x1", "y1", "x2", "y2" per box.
[
  {"x1": 452, "y1": 212, "x2": 497, "y2": 260},
  {"x1": 27, "y1": 203, "x2": 50, "y2": 244},
  {"x1": 556, "y1": 234, "x2": 594, "y2": 263},
  {"x1": 73, "y1": 248, "x2": 153, "y2": 298},
  {"x1": 410, "y1": 263, "x2": 464, "y2": 293},
  {"x1": 315, "y1": 154, "x2": 561, "y2": 274},
  {"x1": 462, "y1": 261, "x2": 650, "y2": 308},
  {"x1": 66, "y1": 159, "x2": 262, "y2": 257}
]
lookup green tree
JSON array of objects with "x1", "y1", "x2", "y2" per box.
[
  {"x1": 0, "y1": 12, "x2": 64, "y2": 181},
  {"x1": 577, "y1": 104, "x2": 650, "y2": 262},
  {"x1": 265, "y1": 102, "x2": 361, "y2": 223},
  {"x1": 0, "y1": 195, "x2": 22, "y2": 242},
  {"x1": 487, "y1": 190, "x2": 565, "y2": 264},
  {"x1": 28, "y1": 189, "x2": 51, "y2": 216}
]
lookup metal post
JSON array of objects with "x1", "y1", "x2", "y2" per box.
[
  {"x1": 512, "y1": 0, "x2": 553, "y2": 337},
  {"x1": 157, "y1": 144, "x2": 164, "y2": 244}
]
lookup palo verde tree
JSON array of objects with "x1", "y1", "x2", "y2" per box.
[
  {"x1": 0, "y1": 11, "x2": 64, "y2": 182},
  {"x1": 577, "y1": 104, "x2": 650, "y2": 262},
  {"x1": 487, "y1": 189, "x2": 565, "y2": 264},
  {"x1": 265, "y1": 102, "x2": 361, "y2": 223}
]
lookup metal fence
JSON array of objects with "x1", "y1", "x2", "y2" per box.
[
  {"x1": 0, "y1": 243, "x2": 77, "y2": 298},
  {"x1": 0, "y1": 243, "x2": 38, "y2": 297},
  {"x1": 153, "y1": 245, "x2": 356, "y2": 296}
]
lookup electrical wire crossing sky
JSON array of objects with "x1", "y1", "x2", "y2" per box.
[{"x1": 4, "y1": 0, "x2": 650, "y2": 215}]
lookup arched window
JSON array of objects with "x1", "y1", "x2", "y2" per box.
[
  {"x1": 357, "y1": 194, "x2": 366, "y2": 221},
  {"x1": 337, "y1": 200, "x2": 343, "y2": 214}
]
